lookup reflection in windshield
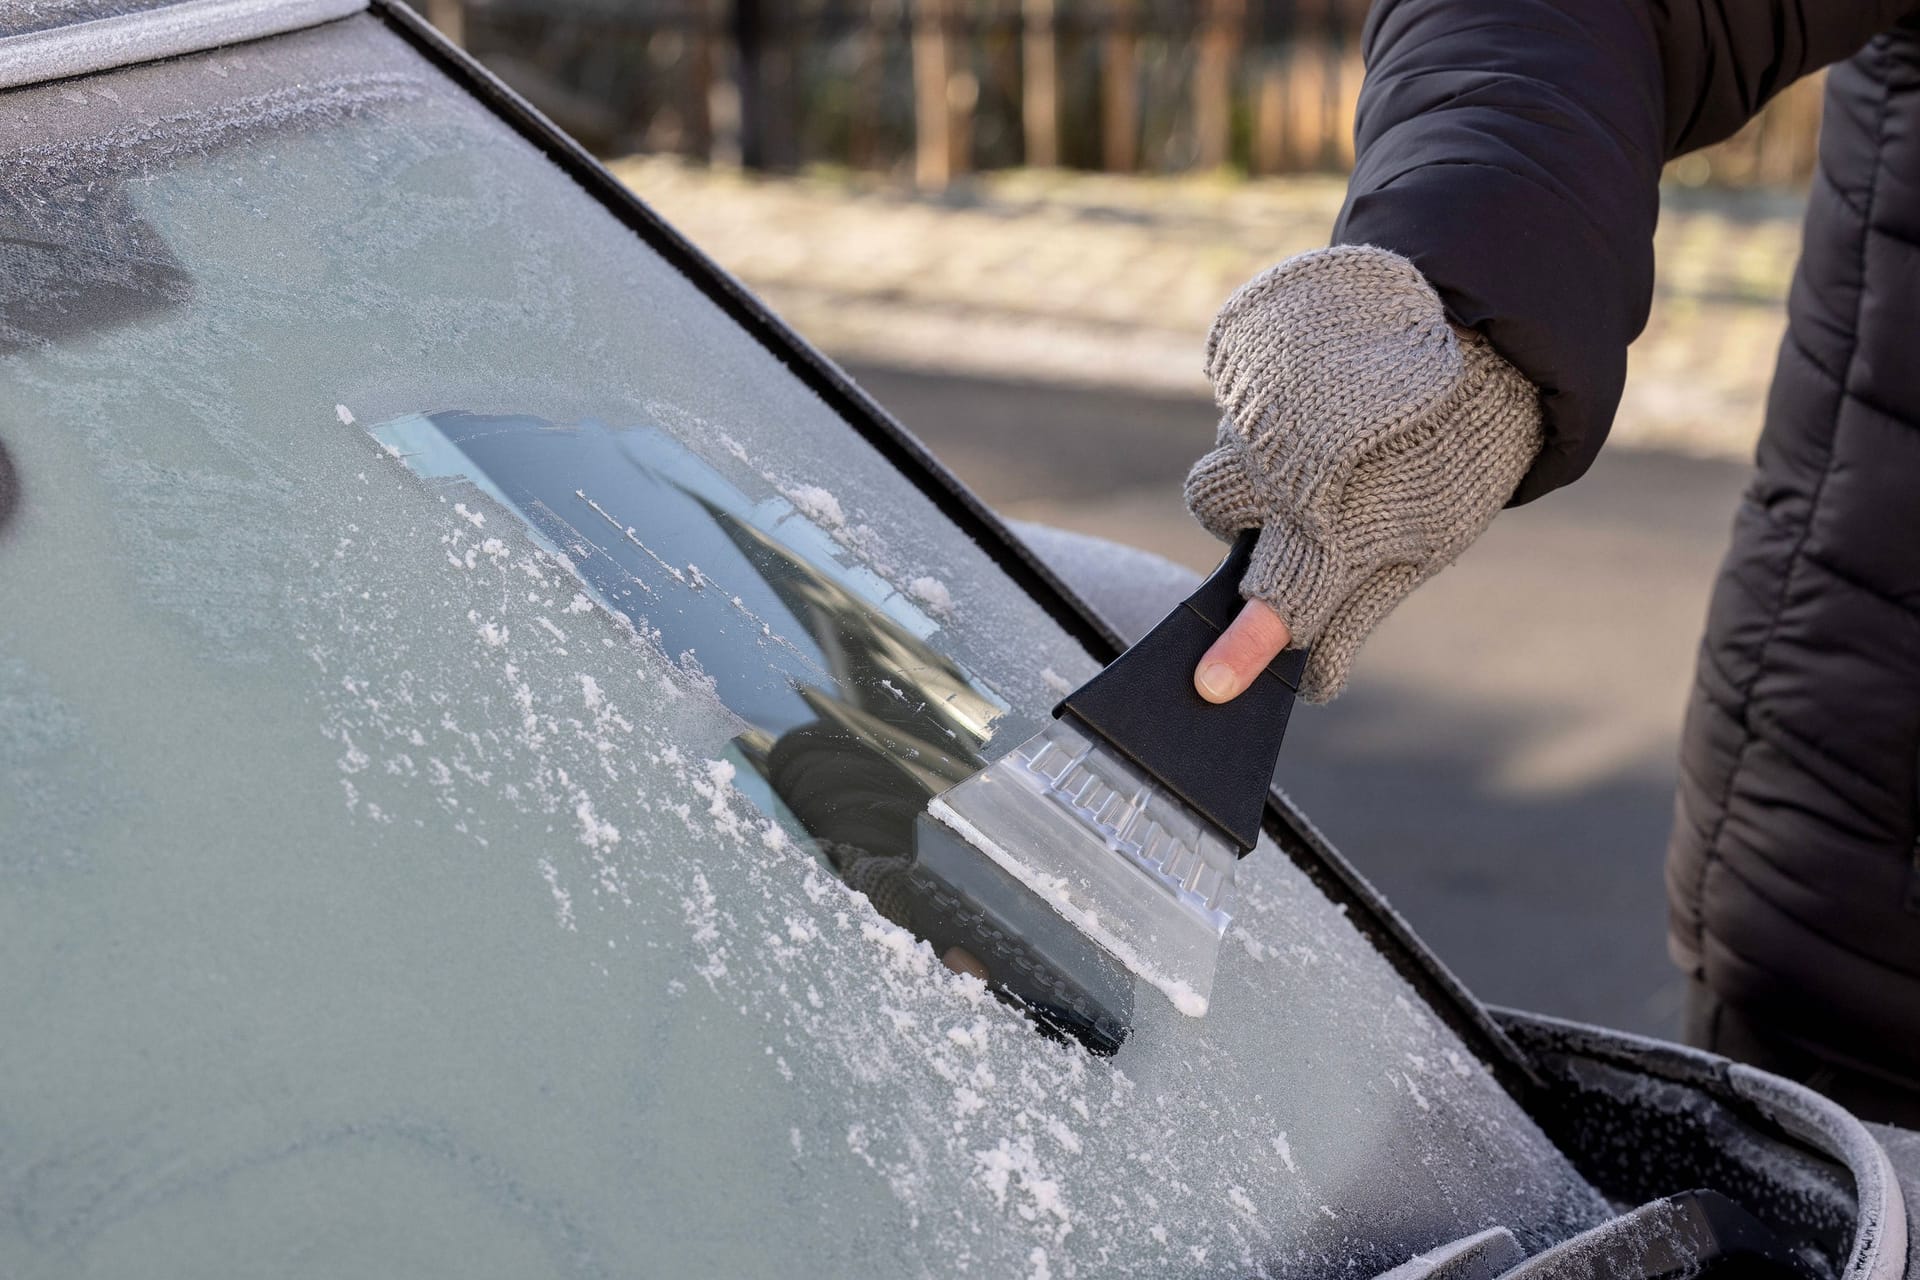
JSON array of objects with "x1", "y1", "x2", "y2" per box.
[
  {"x1": 0, "y1": 181, "x2": 193, "y2": 357},
  {"x1": 372, "y1": 411, "x2": 1132, "y2": 1052}
]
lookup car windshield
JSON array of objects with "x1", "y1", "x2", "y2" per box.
[{"x1": 0, "y1": 12, "x2": 1605, "y2": 1277}]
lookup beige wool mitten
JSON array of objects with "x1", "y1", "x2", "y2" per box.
[{"x1": 1185, "y1": 245, "x2": 1544, "y2": 701}]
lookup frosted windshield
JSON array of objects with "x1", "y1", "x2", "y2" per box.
[{"x1": 0, "y1": 16, "x2": 1605, "y2": 1279}]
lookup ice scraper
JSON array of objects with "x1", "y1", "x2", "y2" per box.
[{"x1": 929, "y1": 530, "x2": 1304, "y2": 1017}]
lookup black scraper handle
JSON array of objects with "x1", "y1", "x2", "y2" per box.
[{"x1": 1055, "y1": 529, "x2": 1304, "y2": 854}]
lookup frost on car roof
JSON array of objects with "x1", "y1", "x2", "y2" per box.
[
  {"x1": 0, "y1": 14, "x2": 1610, "y2": 1278},
  {"x1": 1, "y1": 0, "x2": 183, "y2": 38},
  {"x1": 0, "y1": 0, "x2": 365, "y2": 90}
]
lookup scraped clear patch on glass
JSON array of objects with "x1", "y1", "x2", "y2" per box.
[{"x1": 370, "y1": 409, "x2": 1134, "y2": 1052}]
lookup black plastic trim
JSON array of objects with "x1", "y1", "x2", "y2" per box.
[{"x1": 1491, "y1": 1007, "x2": 1889, "y2": 1275}]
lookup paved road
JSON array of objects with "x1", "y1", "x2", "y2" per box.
[
  {"x1": 850, "y1": 362, "x2": 1755, "y2": 1039},
  {"x1": 625, "y1": 157, "x2": 1801, "y2": 460}
]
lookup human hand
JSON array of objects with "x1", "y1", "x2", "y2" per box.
[
  {"x1": 1185, "y1": 246, "x2": 1543, "y2": 702},
  {"x1": 1193, "y1": 598, "x2": 1292, "y2": 704}
]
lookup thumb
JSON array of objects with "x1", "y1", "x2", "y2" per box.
[{"x1": 1194, "y1": 598, "x2": 1292, "y2": 703}]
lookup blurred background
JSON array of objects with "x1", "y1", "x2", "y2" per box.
[{"x1": 421, "y1": 0, "x2": 1819, "y2": 1041}]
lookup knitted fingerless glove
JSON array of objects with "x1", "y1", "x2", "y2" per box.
[{"x1": 1185, "y1": 245, "x2": 1544, "y2": 702}]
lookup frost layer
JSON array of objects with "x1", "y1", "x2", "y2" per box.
[{"x1": 0, "y1": 19, "x2": 1607, "y2": 1280}]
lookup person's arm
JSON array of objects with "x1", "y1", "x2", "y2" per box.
[
  {"x1": 1193, "y1": 0, "x2": 1920, "y2": 704},
  {"x1": 1339, "y1": 0, "x2": 1914, "y2": 502}
]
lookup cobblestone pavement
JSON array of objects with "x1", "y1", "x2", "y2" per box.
[{"x1": 616, "y1": 156, "x2": 1807, "y2": 459}]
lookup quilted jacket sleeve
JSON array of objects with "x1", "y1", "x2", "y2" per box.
[{"x1": 1334, "y1": 0, "x2": 1920, "y2": 504}]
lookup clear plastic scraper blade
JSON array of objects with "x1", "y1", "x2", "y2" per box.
[{"x1": 928, "y1": 717, "x2": 1238, "y2": 1016}]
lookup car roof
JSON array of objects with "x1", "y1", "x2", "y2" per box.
[{"x1": 0, "y1": 0, "x2": 363, "y2": 90}]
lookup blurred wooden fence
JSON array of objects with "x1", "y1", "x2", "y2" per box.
[{"x1": 439, "y1": 0, "x2": 1823, "y2": 188}]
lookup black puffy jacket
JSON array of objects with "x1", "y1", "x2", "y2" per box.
[{"x1": 1333, "y1": 0, "x2": 1920, "y2": 1076}]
